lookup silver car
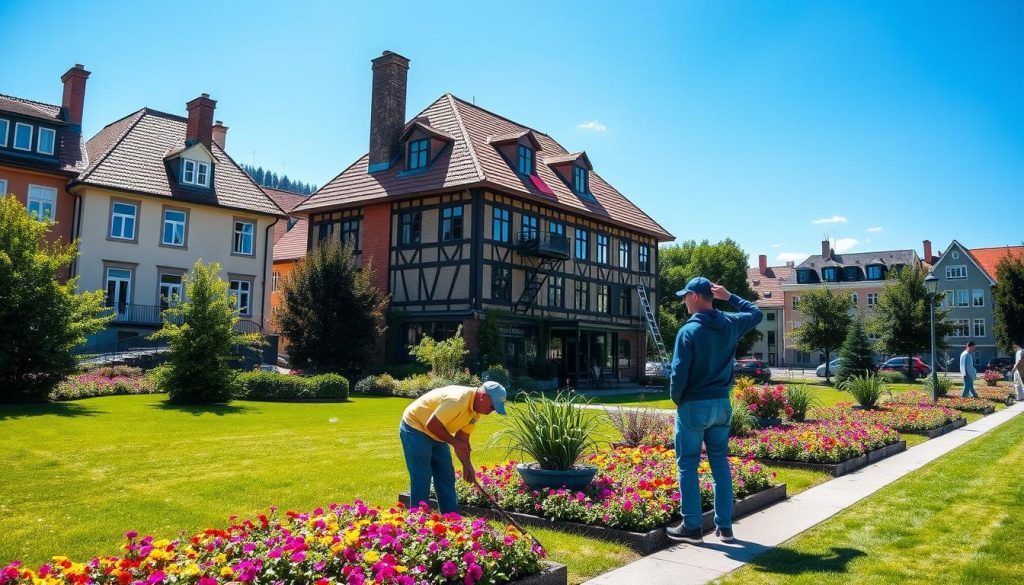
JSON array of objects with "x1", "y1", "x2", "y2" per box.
[{"x1": 816, "y1": 358, "x2": 842, "y2": 377}]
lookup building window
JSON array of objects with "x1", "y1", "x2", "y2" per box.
[
  {"x1": 491, "y1": 266, "x2": 511, "y2": 301},
  {"x1": 851, "y1": 292, "x2": 858, "y2": 305},
  {"x1": 229, "y1": 279, "x2": 252, "y2": 316},
  {"x1": 341, "y1": 219, "x2": 359, "y2": 246},
  {"x1": 159, "y1": 273, "x2": 183, "y2": 309},
  {"x1": 110, "y1": 201, "x2": 138, "y2": 241},
  {"x1": 639, "y1": 244, "x2": 650, "y2": 272},
  {"x1": 955, "y1": 289, "x2": 970, "y2": 307},
  {"x1": 574, "y1": 281, "x2": 589, "y2": 311},
  {"x1": 946, "y1": 265, "x2": 967, "y2": 280},
  {"x1": 573, "y1": 165, "x2": 588, "y2": 194},
  {"x1": 161, "y1": 208, "x2": 187, "y2": 247},
  {"x1": 950, "y1": 319, "x2": 970, "y2": 337},
  {"x1": 0, "y1": 119, "x2": 8, "y2": 147},
  {"x1": 521, "y1": 214, "x2": 538, "y2": 241},
  {"x1": 797, "y1": 270, "x2": 815, "y2": 284},
  {"x1": 408, "y1": 138, "x2": 429, "y2": 170},
  {"x1": 866, "y1": 265, "x2": 883, "y2": 280},
  {"x1": 272, "y1": 271, "x2": 280, "y2": 292},
  {"x1": 575, "y1": 228, "x2": 589, "y2": 260},
  {"x1": 822, "y1": 267, "x2": 840, "y2": 282},
  {"x1": 27, "y1": 185, "x2": 56, "y2": 221},
  {"x1": 547, "y1": 276, "x2": 564, "y2": 308},
  {"x1": 400, "y1": 211, "x2": 421, "y2": 245},
  {"x1": 972, "y1": 289, "x2": 984, "y2": 307},
  {"x1": 618, "y1": 240, "x2": 631, "y2": 269},
  {"x1": 952, "y1": 251, "x2": 960, "y2": 259},
  {"x1": 233, "y1": 220, "x2": 255, "y2": 255},
  {"x1": 548, "y1": 220, "x2": 565, "y2": 239},
  {"x1": 766, "y1": 312, "x2": 776, "y2": 321},
  {"x1": 617, "y1": 339, "x2": 631, "y2": 369},
  {"x1": 518, "y1": 144, "x2": 534, "y2": 175},
  {"x1": 618, "y1": 287, "x2": 631, "y2": 315},
  {"x1": 105, "y1": 267, "x2": 132, "y2": 312},
  {"x1": 441, "y1": 206, "x2": 464, "y2": 241},
  {"x1": 767, "y1": 330, "x2": 776, "y2": 345},
  {"x1": 37, "y1": 127, "x2": 56, "y2": 155},
  {"x1": 181, "y1": 159, "x2": 210, "y2": 187},
  {"x1": 867, "y1": 293, "x2": 878, "y2": 307},
  {"x1": 317, "y1": 221, "x2": 336, "y2": 244},
  {"x1": 13, "y1": 122, "x2": 32, "y2": 151},
  {"x1": 597, "y1": 285, "x2": 610, "y2": 313},
  {"x1": 492, "y1": 207, "x2": 510, "y2": 243},
  {"x1": 844, "y1": 266, "x2": 860, "y2": 281},
  {"x1": 596, "y1": 234, "x2": 609, "y2": 264},
  {"x1": 973, "y1": 319, "x2": 986, "y2": 338},
  {"x1": 0, "y1": 179, "x2": 7, "y2": 195},
  {"x1": 792, "y1": 296, "x2": 800, "y2": 310}
]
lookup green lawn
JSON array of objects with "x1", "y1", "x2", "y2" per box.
[
  {"x1": 716, "y1": 411, "x2": 1024, "y2": 584},
  {"x1": 0, "y1": 394, "x2": 636, "y2": 584}
]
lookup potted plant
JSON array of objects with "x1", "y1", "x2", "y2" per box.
[
  {"x1": 735, "y1": 383, "x2": 792, "y2": 428},
  {"x1": 495, "y1": 392, "x2": 601, "y2": 491}
]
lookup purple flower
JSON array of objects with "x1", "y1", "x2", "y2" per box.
[{"x1": 441, "y1": 561, "x2": 459, "y2": 577}]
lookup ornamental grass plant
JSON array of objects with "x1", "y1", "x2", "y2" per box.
[
  {"x1": 784, "y1": 384, "x2": 820, "y2": 422},
  {"x1": 494, "y1": 392, "x2": 601, "y2": 471},
  {"x1": 606, "y1": 406, "x2": 674, "y2": 447},
  {"x1": 838, "y1": 373, "x2": 886, "y2": 409},
  {"x1": 923, "y1": 375, "x2": 953, "y2": 397}
]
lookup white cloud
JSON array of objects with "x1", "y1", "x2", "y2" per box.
[
  {"x1": 834, "y1": 238, "x2": 860, "y2": 253},
  {"x1": 812, "y1": 215, "x2": 848, "y2": 225},
  {"x1": 777, "y1": 252, "x2": 810, "y2": 263},
  {"x1": 577, "y1": 120, "x2": 607, "y2": 132},
  {"x1": 771, "y1": 243, "x2": 783, "y2": 248},
  {"x1": 867, "y1": 226, "x2": 883, "y2": 233}
]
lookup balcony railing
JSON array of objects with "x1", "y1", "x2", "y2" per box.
[
  {"x1": 516, "y1": 231, "x2": 570, "y2": 259},
  {"x1": 104, "y1": 303, "x2": 262, "y2": 333}
]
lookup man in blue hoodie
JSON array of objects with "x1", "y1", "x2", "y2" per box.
[{"x1": 666, "y1": 277, "x2": 762, "y2": 544}]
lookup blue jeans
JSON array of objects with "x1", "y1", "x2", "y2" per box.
[
  {"x1": 675, "y1": 398, "x2": 733, "y2": 531},
  {"x1": 962, "y1": 375, "x2": 978, "y2": 398},
  {"x1": 399, "y1": 421, "x2": 458, "y2": 513}
]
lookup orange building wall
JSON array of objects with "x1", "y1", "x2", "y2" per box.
[
  {"x1": 360, "y1": 202, "x2": 391, "y2": 294},
  {"x1": 0, "y1": 166, "x2": 75, "y2": 245}
]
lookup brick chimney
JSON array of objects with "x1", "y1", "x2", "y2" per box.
[
  {"x1": 368, "y1": 50, "x2": 411, "y2": 173},
  {"x1": 821, "y1": 240, "x2": 831, "y2": 259},
  {"x1": 923, "y1": 239, "x2": 932, "y2": 263},
  {"x1": 185, "y1": 94, "x2": 217, "y2": 149},
  {"x1": 758, "y1": 254, "x2": 768, "y2": 275},
  {"x1": 60, "y1": 64, "x2": 90, "y2": 130},
  {"x1": 212, "y1": 120, "x2": 228, "y2": 150}
]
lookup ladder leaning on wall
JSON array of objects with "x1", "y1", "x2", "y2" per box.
[{"x1": 636, "y1": 283, "x2": 671, "y2": 373}]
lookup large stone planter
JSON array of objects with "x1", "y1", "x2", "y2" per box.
[{"x1": 516, "y1": 463, "x2": 597, "y2": 491}]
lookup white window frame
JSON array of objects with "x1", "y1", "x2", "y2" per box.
[
  {"x1": 161, "y1": 208, "x2": 187, "y2": 247},
  {"x1": 950, "y1": 319, "x2": 970, "y2": 337},
  {"x1": 181, "y1": 159, "x2": 210, "y2": 187},
  {"x1": 0, "y1": 178, "x2": 9, "y2": 196},
  {"x1": 867, "y1": 293, "x2": 879, "y2": 307},
  {"x1": 946, "y1": 265, "x2": 967, "y2": 280},
  {"x1": 952, "y1": 251, "x2": 960, "y2": 260},
  {"x1": 956, "y1": 289, "x2": 969, "y2": 307},
  {"x1": 972, "y1": 289, "x2": 984, "y2": 307},
  {"x1": 37, "y1": 127, "x2": 56, "y2": 155},
  {"x1": 13, "y1": 122, "x2": 32, "y2": 151},
  {"x1": 851, "y1": 292, "x2": 859, "y2": 305},
  {"x1": 973, "y1": 318, "x2": 985, "y2": 338},
  {"x1": 159, "y1": 273, "x2": 184, "y2": 309},
  {"x1": 233, "y1": 220, "x2": 255, "y2": 256},
  {"x1": 229, "y1": 279, "x2": 253, "y2": 316},
  {"x1": 26, "y1": 185, "x2": 57, "y2": 221},
  {"x1": 0, "y1": 119, "x2": 8, "y2": 147},
  {"x1": 104, "y1": 267, "x2": 133, "y2": 318},
  {"x1": 110, "y1": 201, "x2": 138, "y2": 240}
]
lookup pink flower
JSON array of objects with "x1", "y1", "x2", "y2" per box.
[{"x1": 441, "y1": 561, "x2": 459, "y2": 577}]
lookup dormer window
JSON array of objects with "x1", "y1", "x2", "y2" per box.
[
  {"x1": 867, "y1": 265, "x2": 884, "y2": 280},
  {"x1": 822, "y1": 267, "x2": 840, "y2": 282},
  {"x1": 408, "y1": 138, "x2": 429, "y2": 170},
  {"x1": 518, "y1": 144, "x2": 534, "y2": 175},
  {"x1": 573, "y1": 165, "x2": 588, "y2": 194},
  {"x1": 37, "y1": 128, "x2": 56, "y2": 155},
  {"x1": 13, "y1": 122, "x2": 32, "y2": 151},
  {"x1": 182, "y1": 159, "x2": 210, "y2": 187}
]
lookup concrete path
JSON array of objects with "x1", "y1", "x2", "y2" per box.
[{"x1": 584, "y1": 401, "x2": 1024, "y2": 585}]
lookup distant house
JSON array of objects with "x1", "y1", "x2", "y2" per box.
[
  {"x1": 0, "y1": 64, "x2": 90, "y2": 268},
  {"x1": 70, "y1": 94, "x2": 286, "y2": 346},
  {"x1": 294, "y1": 51, "x2": 673, "y2": 383},
  {"x1": 746, "y1": 255, "x2": 793, "y2": 366},
  {"x1": 265, "y1": 187, "x2": 310, "y2": 348},
  {"x1": 781, "y1": 240, "x2": 926, "y2": 366}
]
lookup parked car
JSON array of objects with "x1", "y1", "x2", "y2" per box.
[
  {"x1": 985, "y1": 357, "x2": 1014, "y2": 374},
  {"x1": 645, "y1": 361, "x2": 669, "y2": 377},
  {"x1": 816, "y1": 358, "x2": 842, "y2": 378},
  {"x1": 734, "y1": 359, "x2": 771, "y2": 383},
  {"x1": 878, "y1": 356, "x2": 931, "y2": 378}
]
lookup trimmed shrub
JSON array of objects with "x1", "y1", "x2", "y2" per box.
[
  {"x1": 395, "y1": 373, "x2": 436, "y2": 398},
  {"x1": 512, "y1": 375, "x2": 540, "y2": 394},
  {"x1": 372, "y1": 363, "x2": 429, "y2": 379},
  {"x1": 526, "y1": 358, "x2": 558, "y2": 380},
  {"x1": 877, "y1": 371, "x2": 907, "y2": 384},
  {"x1": 237, "y1": 372, "x2": 349, "y2": 401},
  {"x1": 353, "y1": 374, "x2": 399, "y2": 396},
  {"x1": 482, "y1": 365, "x2": 511, "y2": 389}
]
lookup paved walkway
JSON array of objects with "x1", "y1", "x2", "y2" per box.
[{"x1": 584, "y1": 401, "x2": 1024, "y2": 585}]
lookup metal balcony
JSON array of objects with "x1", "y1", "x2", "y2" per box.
[{"x1": 516, "y1": 231, "x2": 570, "y2": 260}]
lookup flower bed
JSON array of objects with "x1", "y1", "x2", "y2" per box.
[
  {"x1": 0, "y1": 501, "x2": 548, "y2": 585},
  {"x1": 50, "y1": 368, "x2": 158, "y2": 401},
  {"x1": 976, "y1": 386, "x2": 1016, "y2": 405},
  {"x1": 885, "y1": 391, "x2": 994, "y2": 414},
  {"x1": 729, "y1": 419, "x2": 902, "y2": 464},
  {"x1": 454, "y1": 446, "x2": 777, "y2": 533},
  {"x1": 813, "y1": 402, "x2": 963, "y2": 433}
]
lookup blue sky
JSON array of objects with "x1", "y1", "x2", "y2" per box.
[{"x1": 2, "y1": 0, "x2": 1021, "y2": 266}]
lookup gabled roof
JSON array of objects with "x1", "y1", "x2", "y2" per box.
[
  {"x1": 969, "y1": 245, "x2": 1024, "y2": 283},
  {"x1": 0, "y1": 94, "x2": 64, "y2": 123},
  {"x1": 0, "y1": 93, "x2": 88, "y2": 175},
  {"x1": 77, "y1": 108, "x2": 285, "y2": 217},
  {"x1": 487, "y1": 129, "x2": 542, "y2": 150},
  {"x1": 932, "y1": 240, "x2": 996, "y2": 286},
  {"x1": 273, "y1": 218, "x2": 308, "y2": 261},
  {"x1": 296, "y1": 94, "x2": 672, "y2": 241},
  {"x1": 264, "y1": 187, "x2": 309, "y2": 213},
  {"x1": 544, "y1": 151, "x2": 592, "y2": 170},
  {"x1": 747, "y1": 265, "x2": 794, "y2": 308},
  {"x1": 786, "y1": 249, "x2": 918, "y2": 283},
  {"x1": 401, "y1": 119, "x2": 456, "y2": 142}
]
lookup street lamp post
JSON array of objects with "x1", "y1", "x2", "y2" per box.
[{"x1": 925, "y1": 272, "x2": 939, "y2": 402}]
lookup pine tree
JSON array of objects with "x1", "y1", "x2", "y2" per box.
[
  {"x1": 994, "y1": 248, "x2": 1024, "y2": 352},
  {"x1": 280, "y1": 176, "x2": 292, "y2": 192},
  {"x1": 871, "y1": 264, "x2": 954, "y2": 378},
  {"x1": 837, "y1": 317, "x2": 875, "y2": 383},
  {"x1": 254, "y1": 166, "x2": 265, "y2": 186},
  {"x1": 791, "y1": 286, "x2": 854, "y2": 383},
  {"x1": 0, "y1": 196, "x2": 110, "y2": 402}
]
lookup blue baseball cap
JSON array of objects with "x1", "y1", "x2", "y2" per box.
[
  {"x1": 482, "y1": 381, "x2": 507, "y2": 415},
  {"x1": 676, "y1": 276, "x2": 713, "y2": 298}
]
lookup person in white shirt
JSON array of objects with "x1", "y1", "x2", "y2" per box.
[
  {"x1": 960, "y1": 341, "x2": 978, "y2": 398},
  {"x1": 1013, "y1": 342, "x2": 1024, "y2": 401}
]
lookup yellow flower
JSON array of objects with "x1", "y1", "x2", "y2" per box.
[
  {"x1": 214, "y1": 553, "x2": 227, "y2": 565},
  {"x1": 220, "y1": 566, "x2": 235, "y2": 577},
  {"x1": 395, "y1": 565, "x2": 408, "y2": 573},
  {"x1": 364, "y1": 550, "x2": 380, "y2": 563}
]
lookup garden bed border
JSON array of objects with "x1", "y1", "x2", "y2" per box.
[
  {"x1": 901, "y1": 416, "x2": 967, "y2": 438},
  {"x1": 754, "y1": 440, "x2": 906, "y2": 476},
  {"x1": 399, "y1": 483, "x2": 787, "y2": 554},
  {"x1": 514, "y1": 562, "x2": 567, "y2": 585}
]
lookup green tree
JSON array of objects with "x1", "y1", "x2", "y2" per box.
[
  {"x1": 657, "y1": 239, "x2": 761, "y2": 356},
  {"x1": 277, "y1": 240, "x2": 387, "y2": 373},
  {"x1": 994, "y1": 248, "x2": 1024, "y2": 352},
  {"x1": 837, "y1": 317, "x2": 875, "y2": 383},
  {"x1": 791, "y1": 286, "x2": 854, "y2": 383},
  {"x1": 0, "y1": 195, "x2": 110, "y2": 402},
  {"x1": 150, "y1": 260, "x2": 262, "y2": 403},
  {"x1": 477, "y1": 309, "x2": 505, "y2": 369},
  {"x1": 408, "y1": 325, "x2": 467, "y2": 378},
  {"x1": 871, "y1": 264, "x2": 954, "y2": 378}
]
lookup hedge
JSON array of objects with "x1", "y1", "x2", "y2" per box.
[{"x1": 237, "y1": 372, "x2": 349, "y2": 401}]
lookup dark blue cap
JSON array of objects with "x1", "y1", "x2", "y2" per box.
[{"x1": 676, "y1": 276, "x2": 713, "y2": 298}]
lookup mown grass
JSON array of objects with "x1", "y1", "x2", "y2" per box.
[{"x1": 715, "y1": 412, "x2": 1024, "y2": 584}]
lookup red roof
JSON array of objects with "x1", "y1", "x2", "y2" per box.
[
  {"x1": 969, "y1": 246, "x2": 1024, "y2": 282},
  {"x1": 273, "y1": 218, "x2": 308, "y2": 261},
  {"x1": 747, "y1": 265, "x2": 794, "y2": 308},
  {"x1": 296, "y1": 94, "x2": 672, "y2": 241},
  {"x1": 264, "y1": 187, "x2": 309, "y2": 213}
]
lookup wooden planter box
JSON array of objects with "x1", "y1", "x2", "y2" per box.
[
  {"x1": 514, "y1": 562, "x2": 567, "y2": 585},
  {"x1": 399, "y1": 483, "x2": 787, "y2": 554},
  {"x1": 754, "y1": 441, "x2": 906, "y2": 477},
  {"x1": 902, "y1": 416, "x2": 967, "y2": 438}
]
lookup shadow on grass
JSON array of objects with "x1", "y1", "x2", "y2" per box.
[
  {"x1": 741, "y1": 544, "x2": 867, "y2": 575},
  {"x1": 150, "y1": 402, "x2": 258, "y2": 416},
  {"x1": 0, "y1": 401, "x2": 106, "y2": 420}
]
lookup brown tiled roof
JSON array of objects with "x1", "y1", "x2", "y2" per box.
[
  {"x1": 264, "y1": 187, "x2": 309, "y2": 213},
  {"x1": 0, "y1": 94, "x2": 63, "y2": 122},
  {"x1": 273, "y1": 218, "x2": 308, "y2": 261},
  {"x1": 747, "y1": 265, "x2": 793, "y2": 308},
  {"x1": 78, "y1": 108, "x2": 285, "y2": 217},
  {"x1": 296, "y1": 94, "x2": 672, "y2": 241},
  {"x1": 0, "y1": 94, "x2": 88, "y2": 174},
  {"x1": 969, "y1": 246, "x2": 1024, "y2": 283}
]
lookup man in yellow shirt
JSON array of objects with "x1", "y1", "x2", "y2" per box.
[{"x1": 399, "y1": 381, "x2": 507, "y2": 513}]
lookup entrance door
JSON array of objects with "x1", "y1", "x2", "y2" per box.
[
  {"x1": 564, "y1": 338, "x2": 579, "y2": 384},
  {"x1": 105, "y1": 268, "x2": 131, "y2": 320}
]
